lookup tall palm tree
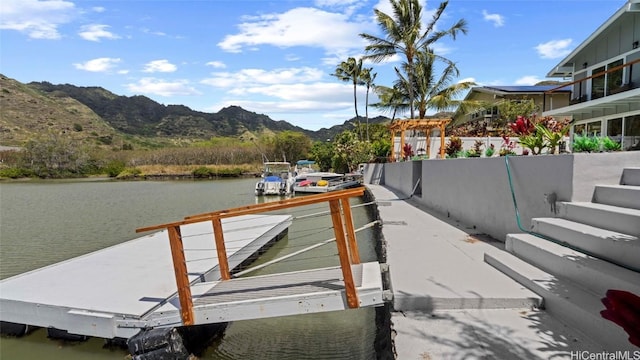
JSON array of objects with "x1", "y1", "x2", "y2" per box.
[
  {"x1": 360, "y1": 0, "x2": 467, "y2": 119},
  {"x1": 360, "y1": 67, "x2": 377, "y2": 141},
  {"x1": 371, "y1": 83, "x2": 409, "y2": 121},
  {"x1": 333, "y1": 57, "x2": 364, "y2": 139},
  {"x1": 410, "y1": 49, "x2": 476, "y2": 118}
]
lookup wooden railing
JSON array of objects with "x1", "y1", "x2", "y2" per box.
[
  {"x1": 136, "y1": 187, "x2": 366, "y2": 326},
  {"x1": 543, "y1": 58, "x2": 640, "y2": 110}
]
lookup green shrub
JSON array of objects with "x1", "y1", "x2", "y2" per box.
[
  {"x1": 601, "y1": 137, "x2": 621, "y2": 151},
  {"x1": 104, "y1": 160, "x2": 126, "y2": 177},
  {"x1": 215, "y1": 167, "x2": 243, "y2": 177},
  {"x1": 572, "y1": 135, "x2": 600, "y2": 152},
  {"x1": 193, "y1": 166, "x2": 214, "y2": 178},
  {"x1": 73, "y1": 123, "x2": 83, "y2": 132},
  {"x1": 116, "y1": 167, "x2": 142, "y2": 178},
  {"x1": 0, "y1": 167, "x2": 34, "y2": 179}
]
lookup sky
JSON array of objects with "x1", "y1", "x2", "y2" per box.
[{"x1": 0, "y1": 0, "x2": 628, "y2": 131}]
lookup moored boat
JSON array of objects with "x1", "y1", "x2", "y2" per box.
[{"x1": 255, "y1": 162, "x2": 294, "y2": 196}]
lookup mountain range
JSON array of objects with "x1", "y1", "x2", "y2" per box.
[{"x1": 0, "y1": 74, "x2": 390, "y2": 148}]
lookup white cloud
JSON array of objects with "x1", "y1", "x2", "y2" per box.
[
  {"x1": 515, "y1": 76, "x2": 541, "y2": 85},
  {"x1": 142, "y1": 60, "x2": 177, "y2": 73},
  {"x1": 201, "y1": 67, "x2": 325, "y2": 88},
  {"x1": 92, "y1": 6, "x2": 105, "y2": 13},
  {"x1": 217, "y1": 7, "x2": 369, "y2": 56},
  {"x1": 78, "y1": 24, "x2": 119, "y2": 41},
  {"x1": 125, "y1": 78, "x2": 201, "y2": 97},
  {"x1": 73, "y1": 57, "x2": 121, "y2": 72},
  {"x1": 205, "y1": 61, "x2": 226, "y2": 69},
  {"x1": 0, "y1": 0, "x2": 76, "y2": 39},
  {"x1": 535, "y1": 39, "x2": 573, "y2": 59},
  {"x1": 482, "y1": 10, "x2": 504, "y2": 27}
]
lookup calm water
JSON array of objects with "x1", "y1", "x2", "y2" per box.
[{"x1": 0, "y1": 178, "x2": 379, "y2": 359}]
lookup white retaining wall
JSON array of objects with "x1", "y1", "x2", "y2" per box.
[{"x1": 365, "y1": 152, "x2": 640, "y2": 241}]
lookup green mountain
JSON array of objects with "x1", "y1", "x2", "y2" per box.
[{"x1": 0, "y1": 74, "x2": 392, "y2": 148}]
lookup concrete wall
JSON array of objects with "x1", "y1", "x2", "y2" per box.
[
  {"x1": 364, "y1": 152, "x2": 640, "y2": 241},
  {"x1": 571, "y1": 152, "x2": 640, "y2": 201}
]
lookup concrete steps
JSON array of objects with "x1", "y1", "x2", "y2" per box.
[
  {"x1": 485, "y1": 251, "x2": 636, "y2": 351},
  {"x1": 531, "y1": 217, "x2": 640, "y2": 271},
  {"x1": 592, "y1": 184, "x2": 640, "y2": 210},
  {"x1": 485, "y1": 166, "x2": 640, "y2": 350},
  {"x1": 505, "y1": 233, "x2": 640, "y2": 297},
  {"x1": 557, "y1": 201, "x2": 640, "y2": 236},
  {"x1": 620, "y1": 167, "x2": 640, "y2": 185}
]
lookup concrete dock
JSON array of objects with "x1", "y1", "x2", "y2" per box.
[{"x1": 367, "y1": 185, "x2": 605, "y2": 359}]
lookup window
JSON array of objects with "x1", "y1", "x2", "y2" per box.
[
  {"x1": 586, "y1": 121, "x2": 601, "y2": 137},
  {"x1": 574, "y1": 123, "x2": 586, "y2": 136},
  {"x1": 606, "y1": 59, "x2": 623, "y2": 95},
  {"x1": 591, "y1": 66, "x2": 605, "y2": 99},
  {"x1": 624, "y1": 115, "x2": 640, "y2": 150},
  {"x1": 607, "y1": 118, "x2": 623, "y2": 144}
]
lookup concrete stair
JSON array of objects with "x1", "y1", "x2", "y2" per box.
[
  {"x1": 530, "y1": 217, "x2": 639, "y2": 271},
  {"x1": 484, "y1": 251, "x2": 635, "y2": 351},
  {"x1": 620, "y1": 167, "x2": 640, "y2": 185},
  {"x1": 486, "y1": 166, "x2": 640, "y2": 351},
  {"x1": 592, "y1": 184, "x2": 640, "y2": 210}
]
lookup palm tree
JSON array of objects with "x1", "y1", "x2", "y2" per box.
[
  {"x1": 333, "y1": 57, "x2": 364, "y2": 139},
  {"x1": 410, "y1": 49, "x2": 476, "y2": 118},
  {"x1": 360, "y1": 67, "x2": 377, "y2": 141},
  {"x1": 371, "y1": 83, "x2": 409, "y2": 121},
  {"x1": 360, "y1": 0, "x2": 467, "y2": 119}
]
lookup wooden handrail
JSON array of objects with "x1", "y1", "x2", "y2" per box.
[
  {"x1": 135, "y1": 187, "x2": 366, "y2": 325},
  {"x1": 545, "y1": 58, "x2": 640, "y2": 94}
]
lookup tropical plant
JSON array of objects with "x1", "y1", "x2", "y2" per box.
[
  {"x1": 333, "y1": 57, "x2": 364, "y2": 139},
  {"x1": 601, "y1": 136, "x2": 622, "y2": 151},
  {"x1": 402, "y1": 143, "x2": 414, "y2": 160},
  {"x1": 499, "y1": 135, "x2": 517, "y2": 156},
  {"x1": 535, "y1": 117, "x2": 571, "y2": 154},
  {"x1": 468, "y1": 140, "x2": 483, "y2": 157},
  {"x1": 360, "y1": 0, "x2": 467, "y2": 119},
  {"x1": 409, "y1": 49, "x2": 476, "y2": 118},
  {"x1": 360, "y1": 67, "x2": 377, "y2": 141},
  {"x1": 485, "y1": 144, "x2": 495, "y2": 157},
  {"x1": 445, "y1": 136, "x2": 463, "y2": 158},
  {"x1": 572, "y1": 135, "x2": 600, "y2": 153},
  {"x1": 371, "y1": 84, "x2": 409, "y2": 120}
]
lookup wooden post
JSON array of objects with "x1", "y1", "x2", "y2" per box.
[
  {"x1": 167, "y1": 225, "x2": 194, "y2": 326},
  {"x1": 439, "y1": 124, "x2": 446, "y2": 158},
  {"x1": 390, "y1": 130, "x2": 396, "y2": 162},
  {"x1": 211, "y1": 217, "x2": 231, "y2": 280},
  {"x1": 329, "y1": 199, "x2": 359, "y2": 309},
  {"x1": 425, "y1": 127, "x2": 432, "y2": 158},
  {"x1": 340, "y1": 197, "x2": 360, "y2": 264},
  {"x1": 400, "y1": 130, "x2": 405, "y2": 161}
]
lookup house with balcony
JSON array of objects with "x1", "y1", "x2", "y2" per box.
[
  {"x1": 543, "y1": 0, "x2": 640, "y2": 151},
  {"x1": 450, "y1": 85, "x2": 571, "y2": 129}
]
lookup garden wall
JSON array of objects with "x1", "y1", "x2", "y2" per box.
[{"x1": 364, "y1": 152, "x2": 640, "y2": 241}]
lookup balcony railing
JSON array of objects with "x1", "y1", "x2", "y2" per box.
[{"x1": 544, "y1": 58, "x2": 640, "y2": 110}]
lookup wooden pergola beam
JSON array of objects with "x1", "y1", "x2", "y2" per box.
[{"x1": 388, "y1": 118, "x2": 451, "y2": 161}]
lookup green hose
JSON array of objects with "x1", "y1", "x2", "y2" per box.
[{"x1": 503, "y1": 154, "x2": 639, "y2": 273}]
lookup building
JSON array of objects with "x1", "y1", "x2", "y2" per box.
[
  {"x1": 451, "y1": 85, "x2": 571, "y2": 128},
  {"x1": 543, "y1": 0, "x2": 640, "y2": 151}
]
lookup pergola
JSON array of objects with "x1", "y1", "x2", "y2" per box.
[{"x1": 388, "y1": 118, "x2": 451, "y2": 161}]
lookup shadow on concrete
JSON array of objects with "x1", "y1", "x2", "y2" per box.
[{"x1": 395, "y1": 309, "x2": 587, "y2": 359}]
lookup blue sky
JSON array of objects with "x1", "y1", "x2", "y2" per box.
[{"x1": 0, "y1": 0, "x2": 627, "y2": 131}]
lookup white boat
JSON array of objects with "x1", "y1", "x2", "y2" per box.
[
  {"x1": 291, "y1": 160, "x2": 362, "y2": 194},
  {"x1": 255, "y1": 162, "x2": 294, "y2": 196}
]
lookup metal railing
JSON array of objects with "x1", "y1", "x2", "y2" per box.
[{"x1": 136, "y1": 187, "x2": 366, "y2": 326}]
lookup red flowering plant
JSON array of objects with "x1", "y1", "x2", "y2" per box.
[
  {"x1": 508, "y1": 115, "x2": 546, "y2": 155},
  {"x1": 499, "y1": 135, "x2": 517, "y2": 156},
  {"x1": 402, "y1": 143, "x2": 414, "y2": 160}
]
